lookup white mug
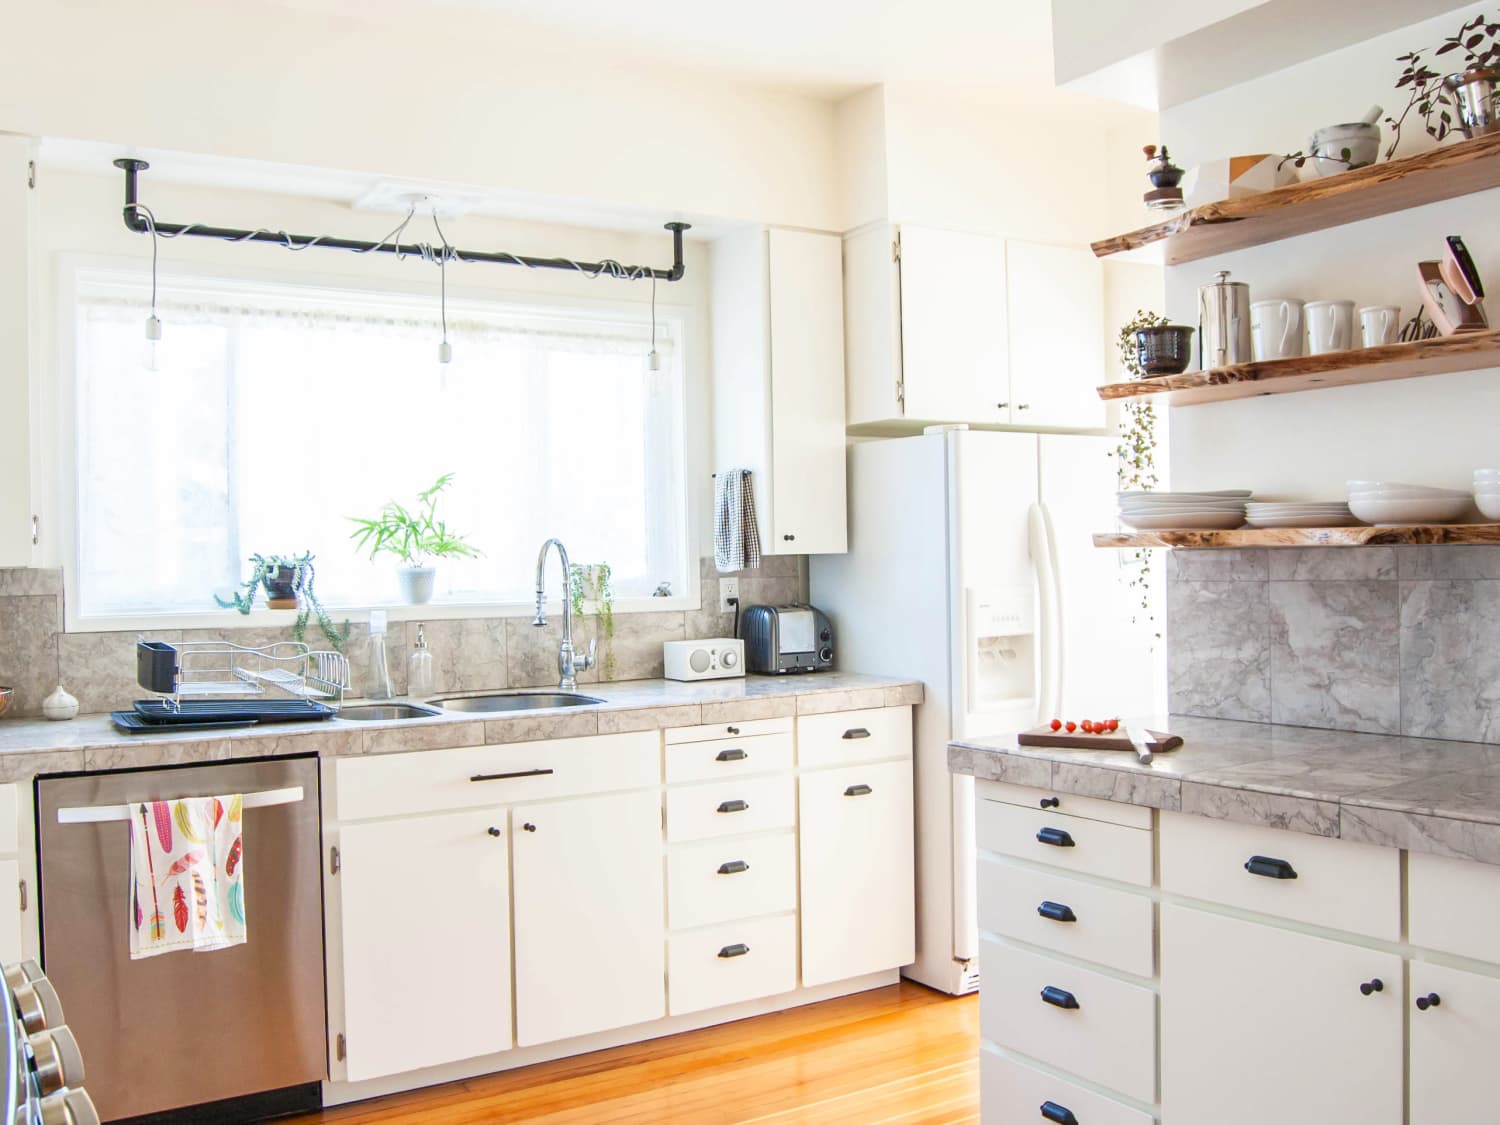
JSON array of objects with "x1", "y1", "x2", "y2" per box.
[
  {"x1": 1251, "y1": 299, "x2": 1305, "y2": 361},
  {"x1": 1305, "y1": 300, "x2": 1356, "y2": 354},
  {"x1": 1359, "y1": 305, "x2": 1401, "y2": 348}
]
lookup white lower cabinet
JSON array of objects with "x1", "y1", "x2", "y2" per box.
[
  {"x1": 1409, "y1": 960, "x2": 1500, "y2": 1125},
  {"x1": 338, "y1": 808, "x2": 513, "y2": 1081},
  {"x1": 981, "y1": 1049, "x2": 1153, "y2": 1125},
  {"x1": 668, "y1": 914, "x2": 798, "y2": 1016},
  {"x1": 512, "y1": 790, "x2": 665, "y2": 1046},
  {"x1": 1160, "y1": 904, "x2": 1402, "y2": 1125}
]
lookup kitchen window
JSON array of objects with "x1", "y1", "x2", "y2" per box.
[{"x1": 68, "y1": 266, "x2": 689, "y2": 623}]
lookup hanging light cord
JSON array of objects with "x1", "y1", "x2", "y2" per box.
[
  {"x1": 132, "y1": 202, "x2": 161, "y2": 321},
  {"x1": 651, "y1": 272, "x2": 658, "y2": 354}
]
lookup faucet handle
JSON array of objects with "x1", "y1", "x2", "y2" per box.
[{"x1": 581, "y1": 638, "x2": 597, "y2": 671}]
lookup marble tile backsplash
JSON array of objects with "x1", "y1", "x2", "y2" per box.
[
  {"x1": 0, "y1": 557, "x2": 802, "y2": 717},
  {"x1": 1168, "y1": 546, "x2": 1500, "y2": 743}
]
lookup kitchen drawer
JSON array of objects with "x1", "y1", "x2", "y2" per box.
[
  {"x1": 667, "y1": 832, "x2": 797, "y2": 931},
  {"x1": 980, "y1": 937, "x2": 1156, "y2": 1104},
  {"x1": 1408, "y1": 850, "x2": 1500, "y2": 964},
  {"x1": 1159, "y1": 811, "x2": 1398, "y2": 941},
  {"x1": 665, "y1": 774, "x2": 795, "y2": 843},
  {"x1": 667, "y1": 717, "x2": 792, "y2": 745},
  {"x1": 977, "y1": 797, "x2": 1152, "y2": 887},
  {"x1": 333, "y1": 731, "x2": 659, "y2": 821},
  {"x1": 976, "y1": 779, "x2": 1152, "y2": 831},
  {"x1": 981, "y1": 1048, "x2": 1155, "y2": 1125},
  {"x1": 797, "y1": 706, "x2": 912, "y2": 770},
  {"x1": 668, "y1": 913, "x2": 797, "y2": 1016},
  {"x1": 978, "y1": 856, "x2": 1154, "y2": 978},
  {"x1": 666, "y1": 732, "x2": 793, "y2": 785}
]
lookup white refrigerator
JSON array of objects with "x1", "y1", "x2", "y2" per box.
[{"x1": 809, "y1": 427, "x2": 1161, "y2": 995}]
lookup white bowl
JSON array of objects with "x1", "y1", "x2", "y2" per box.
[
  {"x1": 1350, "y1": 489, "x2": 1470, "y2": 502},
  {"x1": 1120, "y1": 511, "x2": 1247, "y2": 531},
  {"x1": 1347, "y1": 495, "x2": 1471, "y2": 525},
  {"x1": 1478, "y1": 495, "x2": 1500, "y2": 520},
  {"x1": 1347, "y1": 480, "x2": 1467, "y2": 496}
]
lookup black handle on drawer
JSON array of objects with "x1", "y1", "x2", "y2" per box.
[
  {"x1": 844, "y1": 784, "x2": 873, "y2": 797},
  {"x1": 717, "y1": 860, "x2": 750, "y2": 875},
  {"x1": 1040, "y1": 1103, "x2": 1079, "y2": 1125},
  {"x1": 1244, "y1": 855, "x2": 1298, "y2": 880},
  {"x1": 717, "y1": 799, "x2": 749, "y2": 814},
  {"x1": 470, "y1": 768, "x2": 555, "y2": 782},
  {"x1": 1040, "y1": 986, "x2": 1079, "y2": 1010},
  {"x1": 1039, "y1": 797, "x2": 1061, "y2": 809},
  {"x1": 1037, "y1": 901, "x2": 1077, "y2": 923},
  {"x1": 1360, "y1": 978, "x2": 1384, "y2": 996},
  {"x1": 718, "y1": 943, "x2": 750, "y2": 959},
  {"x1": 1417, "y1": 993, "x2": 1442, "y2": 1011},
  {"x1": 1036, "y1": 827, "x2": 1075, "y2": 848},
  {"x1": 716, "y1": 748, "x2": 748, "y2": 762},
  {"x1": 842, "y1": 728, "x2": 871, "y2": 740}
]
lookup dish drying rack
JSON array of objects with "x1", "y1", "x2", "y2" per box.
[{"x1": 136, "y1": 640, "x2": 350, "y2": 712}]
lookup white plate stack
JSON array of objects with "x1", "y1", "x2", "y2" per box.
[
  {"x1": 1347, "y1": 481, "x2": 1471, "y2": 526},
  {"x1": 1118, "y1": 490, "x2": 1251, "y2": 530},
  {"x1": 1475, "y1": 469, "x2": 1500, "y2": 520},
  {"x1": 1244, "y1": 501, "x2": 1358, "y2": 528}
]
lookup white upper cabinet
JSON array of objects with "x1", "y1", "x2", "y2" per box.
[
  {"x1": 1005, "y1": 240, "x2": 1106, "y2": 430},
  {"x1": 711, "y1": 226, "x2": 848, "y2": 555},
  {"x1": 0, "y1": 136, "x2": 35, "y2": 567}
]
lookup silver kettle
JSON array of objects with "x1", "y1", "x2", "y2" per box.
[{"x1": 1199, "y1": 270, "x2": 1253, "y2": 369}]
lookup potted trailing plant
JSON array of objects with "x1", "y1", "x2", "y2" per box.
[
  {"x1": 570, "y1": 562, "x2": 616, "y2": 680},
  {"x1": 348, "y1": 473, "x2": 481, "y2": 604},
  {"x1": 214, "y1": 551, "x2": 351, "y2": 653},
  {"x1": 1114, "y1": 312, "x2": 1165, "y2": 636},
  {"x1": 1387, "y1": 13, "x2": 1500, "y2": 158}
]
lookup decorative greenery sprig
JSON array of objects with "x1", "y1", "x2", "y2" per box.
[
  {"x1": 1386, "y1": 13, "x2": 1500, "y2": 158},
  {"x1": 214, "y1": 551, "x2": 350, "y2": 653},
  {"x1": 1114, "y1": 312, "x2": 1166, "y2": 635},
  {"x1": 348, "y1": 473, "x2": 482, "y2": 568}
]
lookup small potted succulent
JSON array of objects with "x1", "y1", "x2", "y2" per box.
[
  {"x1": 215, "y1": 552, "x2": 350, "y2": 653},
  {"x1": 348, "y1": 473, "x2": 482, "y2": 605}
]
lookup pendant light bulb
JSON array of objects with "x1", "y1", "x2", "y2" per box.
[
  {"x1": 647, "y1": 348, "x2": 661, "y2": 372},
  {"x1": 144, "y1": 314, "x2": 162, "y2": 372},
  {"x1": 439, "y1": 339, "x2": 452, "y2": 364}
]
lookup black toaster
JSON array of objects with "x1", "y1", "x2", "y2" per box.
[{"x1": 740, "y1": 604, "x2": 833, "y2": 674}]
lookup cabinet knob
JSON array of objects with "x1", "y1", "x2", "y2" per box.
[
  {"x1": 486, "y1": 827, "x2": 502, "y2": 838},
  {"x1": 522, "y1": 822, "x2": 537, "y2": 832},
  {"x1": 726, "y1": 725, "x2": 740, "y2": 735},
  {"x1": 1359, "y1": 978, "x2": 1384, "y2": 996},
  {"x1": 783, "y1": 534, "x2": 795, "y2": 541},
  {"x1": 1017, "y1": 403, "x2": 1032, "y2": 411},
  {"x1": 1039, "y1": 797, "x2": 1061, "y2": 809},
  {"x1": 1416, "y1": 993, "x2": 1442, "y2": 1011},
  {"x1": 996, "y1": 402, "x2": 1009, "y2": 410}
]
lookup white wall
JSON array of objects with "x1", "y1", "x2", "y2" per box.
[{"x1": 1161, "y1": 2, "x2": 1500, "y2": 498}]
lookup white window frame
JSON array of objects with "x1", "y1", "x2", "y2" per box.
[{"x1": 55, "y1": 253, "x2": 701, "y2": 633}]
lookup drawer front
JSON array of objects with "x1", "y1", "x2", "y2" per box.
[
  {"x1": 334, "y1": 731, "x2": 659, "y2": 821},
  {"x1": 666, "y1": 775, "x2": 796, "y2": 843},
  {"x1": 977, "y1": 798, "x2": 1152, "y2": 886},
  {"x1": 1408, "y1": 851, "x2": 1500, "y2": 964},
  {"x1": 668, "y1": 913, "x2": 797, "y2": 1016},
  {"x1": 976, "y1": 779, "x2": 1153, "y2": 830},
  {"x1": 667, "y1": 717, "x2": 792, "y2": 745},
  {"x1": 666, "y1": 732, "x2": 794, "y2": 784},
  {"x1": 978, "y1": 857, "x2": 1154, "y2": 978},
  {"x1": 797, "y1": 706, "x2": 912, "y2": 769},
  {"x1": 668, "y1": 832, "x2": 797, "y2": 931},
  {"x1": 1159, "y1": 811, "x2": 1398, "y2": 941},
  {"x1": 980, "y1": 938, "x2": 1156, "y2": 1103},
  {"x1": 981, "y1": 1048, "x2": 1155, "y2": 1125}
]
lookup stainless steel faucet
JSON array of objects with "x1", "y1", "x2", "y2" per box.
[{"x1": 533, "y1": 538, "x2": 595, "y2": 691}]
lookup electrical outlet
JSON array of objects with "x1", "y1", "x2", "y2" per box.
[{"x1": 718, "y1": 577, "x2": 739, "y2": 614}]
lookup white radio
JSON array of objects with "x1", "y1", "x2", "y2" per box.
[{"x1": 663, "y1": 638, "x2": 745, "y2": 681}]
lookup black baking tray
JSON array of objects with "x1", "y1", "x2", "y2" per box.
[
  {"x1": 111, "y1": 711, "x2": 258, "y2": 734},
  {"x1": 131, "y1": 699, "x2": 337, "y2": 724}
]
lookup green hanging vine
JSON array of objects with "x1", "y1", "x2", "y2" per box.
[
  {"x1": 569, "y1": 562, "x2": 616, "y2": 680},
  {"x1": 1114, "y1": 311, "x2": 1166, "y2": 634}
]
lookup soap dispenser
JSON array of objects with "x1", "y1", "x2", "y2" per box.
[
  {"x1": 407, "y1": 622, "x2": 435, "y2": 697},
  {"x1": 366, "y1": 610, "x2": 393, "y2": 700}
]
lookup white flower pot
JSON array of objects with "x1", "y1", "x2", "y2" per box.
[{"x1": 397, "y1": 566, "x2": 436, "y2": 605}]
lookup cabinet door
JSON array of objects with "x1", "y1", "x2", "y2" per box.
[
  {"x1": 1410, "y1": 960, "x2": 1500, "y2": 1124},
  {"x1": 338, "y1": 809, "x2": 512, "y2": 1081},
  {"x1": 767, "y1": 228, "x2": 847, "y2": 554},
  {"x1": 512, "y1": 790, "x2": 665, "y2": 1046},
  {"x1": 0, "y1": 858, "x2": 20, "y2": 964},
  {"x1": 897, "y1": 225, "x2": 1009, "y2": 424},
  {"x1": 1161, "y1": 904, "x2": 1401, "y2": 1125},
  {"x1": 799, "y1": 759, "x2": 914, "y2": 986},
  {"x1": 842, "y1": 224, "x2": 903, "y2": 425},
  {"x1": 0, "y1": 136, "x2": 35, "y2": 567},
  {"x1": 1005, "y1": 240, "x2": 1106, "y2": 430}
]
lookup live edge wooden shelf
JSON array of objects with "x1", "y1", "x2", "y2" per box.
[
  {"x1": 1091, "y1": 132, "x2": 1500, "y2": 264},
  {"x1": 1094, "y1": 525, "x2": 1500, "y2": 549},
  {"x1": 1097, "y1": 330, "x2": 1500, "y2": 406}
]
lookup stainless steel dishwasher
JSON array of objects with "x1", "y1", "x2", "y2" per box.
[{"x1": 35, "y1": 755, "x2": 325, "y2": 1123}]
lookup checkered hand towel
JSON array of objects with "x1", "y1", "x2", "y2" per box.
[{"x1": 714, "y1": 469, "x2": 761, "y2": 573}]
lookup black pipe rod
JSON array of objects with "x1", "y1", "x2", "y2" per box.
[{"x1": 113, "y1": 158, "x2": 690, "y2": 281}]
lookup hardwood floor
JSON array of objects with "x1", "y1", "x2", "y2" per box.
[{"x1": 291, "y1": 983, "x2": 979, "y2": 1124}]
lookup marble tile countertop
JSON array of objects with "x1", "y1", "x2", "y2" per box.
[
  {"x1": 949, "y1": 715, "x2": 1500, "y2": 867},
  {"x1": 0, "y1": 673, "x2": 923, "y2": 779}
]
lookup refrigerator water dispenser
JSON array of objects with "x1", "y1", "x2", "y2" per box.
[{"x1": 966, "y1": 586, "x2": 1036, "y2": 714}]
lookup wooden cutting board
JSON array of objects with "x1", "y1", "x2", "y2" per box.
[{"x1": 1016, "y1": 726, "x2": 1183, "y2": 753}]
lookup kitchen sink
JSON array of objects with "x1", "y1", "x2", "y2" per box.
[
  {"x1": 431, "y1": 692, "x2": 605, "y2": 713},
  {"x1": 339, "y1": 703, "x2": 444, "y2": 721}
]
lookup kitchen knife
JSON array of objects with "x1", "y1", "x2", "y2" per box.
[{"x1": 1121, "y1": 724, "x2": 1154, "y2": 765}]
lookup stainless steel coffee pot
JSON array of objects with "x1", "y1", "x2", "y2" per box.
[{"x1": 1199, "y1": 270, "x2": 1253, "y2": 368}]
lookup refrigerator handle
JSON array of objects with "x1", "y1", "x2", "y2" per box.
[{"x1": 1028, "y1": 501, "x2": 1063, "y2": 718}]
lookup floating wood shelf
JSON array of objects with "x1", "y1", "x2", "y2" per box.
[
  {"x1": 1094, "y1": 524, "x2": 1500, "y2": 549},
  {"x1": 1097, "y1": 331, "x2": 1500, "y2": 406},
  {"x1": 1091, "y1": 133, "x2": 1500, "y2": 265}
]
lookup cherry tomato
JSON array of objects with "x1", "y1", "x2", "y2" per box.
[
  {"x1": 1107, "y1": 719, "x2": 1120, "y2": 732},
  {"x1": 1050, "y1": 719, "x2": 1062, "y2": 732},
  {"x1": 1081, "y1": 720, "x2": 1094, "y2": 733},
  {"x1": 1065, "y1": 721, "x2": 1077, "y2": 733}
]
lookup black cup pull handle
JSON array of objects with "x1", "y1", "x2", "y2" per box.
[
  {"x1": 1039, "y1": 797, "x2": 1061, "y2": 809},
  {"x1": 717, "y1": 860, "x2": 749, "y2": 875},
  {"x1": 471, "y1": 768, "x2": 555, "y2": 782},
  {"x1": 842, "y1": 728, "x2": 871, "y2": 740},
  {"x1": 1245, "y1": 855, "x2": 1298, "y2": 880},
  {"x1": 1040, "y1": 1103, "x2": 1079, "y2": 1125},
  {"x1": 1360, "y1": 978, "x2": 1384, "y2": 996},
  {"x1": 844, "y1": 784, "x2": 873, "y2": 797},
  {"x1": 1038, "y1": 901, "x2": 1077, "y2": 923},
  {"x1": 1036, "y1": 827, "x2": 1075, "y2": 848},
  {"x1": 1040, "y1": 986, "x2": 1079, "y2": 1010},
  {"x1": 717, "y1": 799, "x2": 749, "y2": 814},
  {"x1": 718, "y1": 943, "x2": 750, "y2": 958},
  {"x1": 716, "y1": 748, "x2": 748, "y2": 762},
  {"x1": 1417, "y1": 993, "x2": 1442, "y2": 1011}
]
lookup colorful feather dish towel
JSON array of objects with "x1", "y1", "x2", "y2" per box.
[{"x1": 128, "y1": 794, "x2": 246, "y2": 959}]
